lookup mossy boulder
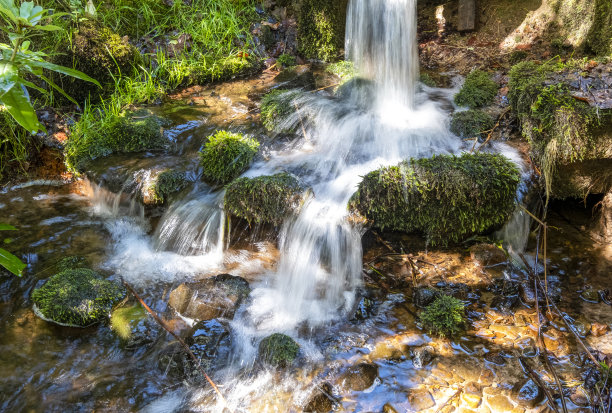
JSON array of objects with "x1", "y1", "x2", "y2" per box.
[
  {"x1": 142, "y1": 170, "x2": 188, "y2": 205},
  {"x1": 260, "y1": 89, "x2": 302, "y2": 133},
  {"x1": 199, "y1": 131, "x2": 259, "y2": 186},
  {"x1": 420, "y1": 295, "x2": 466, "y2": 337},
  {"x1": 53, "y1": 21, "x2": 138, "y2": 103},
  {"x1": 454, "y1": 70, "x2": 498, "y2": 108},
  {"x1": 32, "y1": 268, "x2": 125, "y2": 327},
  {"x1": 450, "y1": 110, "x2": 495, "y2": 140},
  {"x1": 297, "y1": 0, "x2": 349, "y2": 61},
  {"x1": 508, "y1": 60, "x2": 612, "y2": 199},
  {"x1": 224, "y1": 173, "x2": 305, "y2": 225},
  {"x1": 65, "y1": 109, "x2": 167, "y2": 172},
  {"x1": 348, "y1": 153, "x2": 521, "y2": 245},
  {"x1": 326, "y1": 61, "x2": 357, "y2": 84},
  {"x1": 258, "y1": 333, "x2": 300, "y2": 367}
]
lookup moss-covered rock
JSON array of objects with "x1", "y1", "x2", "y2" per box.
[
  {"x1": 420, "y1": 295, "x2": 466, "y2": 337},
  {"x1": 142, "y1": 170, "x2": 188, "y2": 205},
  {"x1": 508, "y1": 60, "x2": 612, "y2": 199},
  {"x1": 326, "y1": 60, "x2": 357, "y2": 84},
  {"x1": 224, "y1": 173, "x2": 305, "y2": 225},
  {"x1": 277, "y1": 53, "x2": 297, "y2": 68},
  {"x1": 32, "y1": 268, "x2": 125, "y2": 327},
  {"x1": 297, "y1": 0, "x2": 349, "y2": 61},
  {"x1": 199, "y1": 131, "x2": 259, "y2": 186},
  {"x1": 258, "y1": 333, "x2": 300, "y2": 366},
  {"x1": 65, "y1": 109, "x2": 167, "y2": 172},
  {"x1": 348, "y1": 153, "x2": 521, "y2": 245},
  {"x1": 454, "y1": 70, "x2": 498, "y2": 108},
  {"x1": 52, "y1": 21, "x2": 138, "y2": 103},
  {"x1": 260, "y1": 89, "x2": 302, "y2": 133},
  {"x1": 450, "y1": 110, "x2": 495, "y2": 140}
]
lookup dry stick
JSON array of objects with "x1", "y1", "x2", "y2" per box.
[
  {"x1": 473, "y1": 107, "x2": 511, "y2": 153},
  {"x1": 519, "y1": 357, "x2": 561, "y2": 413},
  {"x1": 122, "y1": 281, "x2": 232, "y2": 412}
]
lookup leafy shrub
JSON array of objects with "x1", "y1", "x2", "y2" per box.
[
  {"x1": 260, "y1": 89, "x2": 301, "y2": 133},
  {"x1": 224, "y1": 173, "x2": 305, "y2": 225},
  {"x1": 258, "y1": 333, "x2": 300, "y2": 366},
  {"x1": 420, "y1": 295, "x2": 466, "y2": 337},
  {"x1": 199, "y1": 131, "x2": 259, "y2": 186},
  {"x1": 349, "y1": 153, "x2": 521, "y2": 245},
  {"x1": 31, "y1": 268, "x2": 125, "y2": 327},
  {"x1": 450, "y1": 110, "x2": 495, "y2": 139},
  {"x1": 454, "y1": 70, "x2": 498, "y2": 108}
]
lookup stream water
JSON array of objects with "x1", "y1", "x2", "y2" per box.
[{"x1": 1, "y1": 0, "x2": 611, "y2": 412}]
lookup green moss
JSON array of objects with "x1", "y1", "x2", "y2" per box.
[
  {"x1": 277, "y1": 54, "x2": 297, "y2": 68},
  {"x1": 298, "y1": 0, "x2": 348, "y2": 61},
  {"x1": 420, "y1": 73, "x2": 437, "y2": 87},
  {"x1": 260, "y1": 89, "x2": 302, "y2": 133},
  {"x1": 420, "y1": 295, "x2": 466, "y2": 337},
  {"x1": 56, "y1": 256, "x2": 88, "y2": 272},
  {"x1": 65, "y1": 109, "x2": 166, "y2": 172},
  {"x1": 509, "y1": 50, "x2": 528, "y2": 65},
  {"x1": 326, "y1": 60, "x2": 357, "y2": 83},
  {"x1": 110, "y1": 305, "x2": 146, "y2": 340},
  {"x1": 143, "y1": 170, "x2": 188, "y2": 205},
  {"x1": 584, "y1": 0, "x2": 612, "y2": 56},
  {"x1": 258, "y1": 333, "x2": 300, "y2": 366},
  {"x1": 450, "y1": 110, "x2": 495, "y2": 140},
  {"x1": 224, "y1": 173, "x2": 305, "y2": 225},
  {"x1": 454, "y1": 70, "x2": 498, "y2": 108},
  {"x1": 199, "y1": 131, "x2": 259, "y2": 186},
  {"x1": 31, "y1": 268, "x2": 125, "y2": 327},
  {"x1": 348, "y1": 153, "x2": 521, "y2": 245}
]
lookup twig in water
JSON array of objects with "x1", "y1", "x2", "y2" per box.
[{"x1": 519, "y1": 357, "x2": 561, "y2": 413}]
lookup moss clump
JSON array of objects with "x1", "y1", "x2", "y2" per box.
[
  {"x1": 326, "y1": 60, "x2": 357, "y2": 83},
  {"x1": 298, "y1": 0, "x2": 348, "y2": 61},
  {"x1": 143, "y1": 170, "x2": 188, "y2": 205},
  {"x1": 224, "y1": 173, "x2": 305, "y2": 225},
  {"x1": 32, "y1": 269, "x2": 125, "y2": 327},
  {"x1": 454, "y1": 70, "x2": 498, "y2": 108},
  {"x1": 199, "y1": 131, "x2": 259, "y2": 186},
  {"x1": 260, "y1": 89, "x2": 302, "y2": 133},
  {"x1": 582, "y1": 0, "x2": 612, "y2": 56},
  {"x1": 420, "y1": 73, "x2": 437, "y2": 87},
  {"x1": 65, "y1": 110, "x2": 166, "y2": 171},
  {"x1": 277, "y1": 54, "x2": 297, "y2": 68},
  {"x1": 420, "y1": 295, "x2": 466, "y2": 337},
  {"x1": 258, "y1": 333, "x2": 300, "y2": 366},
  {"x1": 450, "y1": 110, "x2": 495, "y2": 140},
  {"x1": 52, "y1": 21, "x2": 138, "y2": 103},
  {"x1": 349, "y1": 153, "x2": 521, "y2": 245}
]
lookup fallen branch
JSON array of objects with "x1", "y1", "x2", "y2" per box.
[{"x1": 519, "y1": 357, "x2": 561, "y2": 413}]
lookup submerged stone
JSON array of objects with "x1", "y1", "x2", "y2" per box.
[
  {"x1": 258, "y1": 333, "x2": 300, "y2": 367},
  {"x1": 407, "y1": 388, "x2": 435, "y2": 411},
  {"x1": 303, "y1": 382, "x2": 335, "y2": 412},
  {"x1": 31, "y1": 268, "x2": 125, "y2": 327},
  {"x1": 349, "y1": 153, "x2": 521, "y2": 245},
  {"x1": 511, "y1": 379, "x2": 544, "y2": 408},
  {"x1": 469, "y1": 243, "x2": 507, "y2": 267},
  {"x1": 413, "y1": 287, "x2": 438, "y2": 308},
  {"x1": 339, "y1": 362, "x2": 379, "y2": 392},
  {"x1": 411, "y1": 345, "x2": 435, "y2": 368}
]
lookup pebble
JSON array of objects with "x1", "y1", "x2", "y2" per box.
[
  {"x1": 486, "y1": 394, "x2": 514, "y2": 411},
  {"x1": 461, "y1": 382, "x2": 482, "y2": 409},
  {"x1": 407, "y1": 389, "x2": 435, "y2": 412},
  {"x1": 511, "y1": 379, "x2": 544, "y2": 408},
  {"x1": 591, "y1": 322, "x2": 610, "y2": 337}
]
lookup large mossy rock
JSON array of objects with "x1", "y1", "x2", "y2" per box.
[
  {"x1": 297, "y1": 0, "x2": 349, "y2": 61},
  {"x1": 508, "y1": 60, "x2": 612, "y2": 199},
  {"x1": 199, "y1": 131, "x2": 259, "y2": 186},
  {"x1": 454, "y1": 70, "x2": 498, "y2": 108},
  {"x1": 31, "y1": 268, "x2": 125, "y2": 327},
  {"x1": 258, "y1": 333, "x2": 300, "y2": 367},
  {"x1": 450, "y1": 109, "x2": 495, "y2": 140},
  {"x1": 224, "y1": 173, "x2": 305, "y2": 225},
  {"x1": 141, "y1": 170, "x2": 188, "y2": 205},
  {"x1": 53, "y1": 21, "x2": 138, "y2": 104},
  {"x1": 348, "y1": 153, "x2": 521, "y2": 245}
]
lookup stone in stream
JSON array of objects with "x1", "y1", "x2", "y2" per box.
[
  {"x1": 511, "y1": 379, "x2": 544, "y2": 408},
  {"x1": 486, "y1": 394, "x2": 514, "y2": 411},
  {"x1": 580, "y1": 285, "x2": 601, "y2": 303},
  {"x1": 469, "y1": 243, "x2": 507, "y2": 267},
  {"x1": 339, "y1": 362, "x2": 379, "y2": 392},
  {"x1": 411, "y1": 345, "x2": 435, "y2": 368},
  {"x1": 303, "y1": 382, "x2": 336, "y2": 412},
  {"x1": 461, "y1": 382, "x2": 483, "y2": 409},
  {"x1": 168, "y1": 274, "x2": 250, "y2": 321},
  {"x1": 407, "y1": 388, "x2": 436, "y2": 411},
  {"x1": 413, "y1": 287, "x2": 438, "y2": 308},
  {"x1": 258, "y1": 333, "x2": 300, "y2": 367}
]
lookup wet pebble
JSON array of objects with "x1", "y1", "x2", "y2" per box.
[
  {"x1": 413, "y1": 287, "x2": 438, "y2": 308},
  {"x1": 511, "y1": 379, "x2": 544, "y2": 408},
  {"x1": 461, "y1": 382, "x2": 482, "y2": 409},
  {"x1": 407, "y1": 388, "x2": 435, "y2": 411},
  {"x1": 486, "y1": 394, "x2": 514, "y2": 411},
  {"x1": 580, "y1": 286, "x2": 601, "y2": 303},
  {"x1": 303, "y1": 383, "x2": 335, "y2": 412},
  {"x1": 484, "y1": 351, "x2": 506, "y2": 366},
  {"x1": 591, "y1": 322, "x2": 610, "y2": 337},
  {"x1": 339, "y1": 362, "x2": 379, "y2": 392},
  {"x1": 411, "y1": 345, "x2": 435, "y2": 368}
]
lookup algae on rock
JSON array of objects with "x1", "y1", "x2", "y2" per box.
[
  {"x1": 258, "y1": 333, "x2": 300, "y2": 367},
  {"x1": 349, "y1": 153, "x2": 521, "y2": 245},
  {"x1": 199, "y1": 131, "x2": 260, "y2": 186},
  {"x1": 297, "y1": 0, "x2": 349, "y2": 61},
  {"x1": 142, "y1": 170, "x2": 188, "y2": 205},
  {"x1": 260, "y1": 89, "x2": 303, "y2": 133}
]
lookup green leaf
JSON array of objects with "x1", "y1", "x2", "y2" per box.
[
  {"x1": 22, "y1": 59, "x2": 101, "y2": 87},
  {"x1": 39, "y1": 74, "x2": 76, "y2": 105},
  {"x1": 0, "y1": 61, "x2": 18, "y2": 94},
  {"x1": 0, "y1": 84, "x2": 43, "y2": 133},
  {"x1": 0, "y1": 0, "x2": 18, "y2": 22},
  {"x1": 0, "y1": 224, "x2": 18, "y2": 231},
  {"x1": 0, "y1": 247, "x2": 26, "y2": 276},
  {"x1": 33, "y1": 24, "x2": 61, "y2": 31}
]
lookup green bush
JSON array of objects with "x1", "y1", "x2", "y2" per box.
[
  {"x1": 420, "y1": 295, "x2": 466, "y2": 337},
  {"x1": 31, "y1": 268, "x2": 125, "y2": 327},
  {"x1": 297, "y1": 0, "x2": 348, "y2": 61},
  {"x1": 224, "y1": 173, "x2": 305, "y2": 225},
  {"x1": 348, "y1": 153, "x2": 521, "y2": 245},
  {"x1": 450, "y1": 110, "x2": 495, "y2": 139},
  {"x1": 258, "y1": 333, "x2": 300, "y2": 366},
  {"x1": 199, "y1": 131, "x2": 259, "y2": 186},
  {"x1": 260, "y1": 89, "x2": 301, "y2": 133},
  {"x1": 454, "y1": 70, "x2": 498, "y2": 108}
]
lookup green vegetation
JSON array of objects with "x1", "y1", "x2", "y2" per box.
[
  {"x1": 277, "y1": 53, "x2": 296, "y2": 68},
  {"x1": 584, "y1": 0, "x2": 612, "y2": 56},
  {"x1": 31, "y1": 268, "x2": 125, "y2": 327},
  {"x1": 65, "y1": 108, "x2": 166, "y2": 171},
  {"x1": 143, "y1": 170, "x2": 188, "y2": 205},
  {"x1": 298, "y1": 0, "x2": 348, "y2": 61},
  {"x1": 258, "y1": 333, "x2": 300, "y2": 366},
  {"x1": 0, "y1": 224, "x2": 26, "y2": 276},
  {"x1": 450, "y1": 110, "x2": 495, "y2": 140},
  {"x1": 419, "y1": 73, "x2": 437, "y2": 87},
  {"x1": 0, "y1": 110, "x2": 29, "y2": 181},
  {"x1": 199, "y1": 131, "x2": 259, "y2": 186},
  {"x1": 260, "y1": 89, "x2": 301, "y2": 133},
  {"x1": 420, "y1": 295, "x2": 466, "y2": 337},
  {"x1": 110, "y1": 305, "x2": 146, "y2": 340},
  {"x1": 224, "y1": 173, "x2": 305, "y2": 225},
  {"x1": 349, "y1": 153, "x2": 521, "y2": 245},
  {"x1": 454, "y1": 70, "x2": 498, "y2": 108},
  {"x1": 326, "y1": 60, "x2": 356, "y2": 83}
]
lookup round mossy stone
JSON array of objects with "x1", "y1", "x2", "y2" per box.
[
  {"x1": 199, "y1": 131, "x2": 259, "y2": 186},
  {"x1": 32, "y1": 268, "x2": 125, "y2": 327},
  {"x1": 258, "y1": 333, "x2": 300, "y2": 366}
]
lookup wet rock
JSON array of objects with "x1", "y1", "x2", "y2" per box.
[
  {"x1": 461, "y1": 382, "x2": 482, "y2": 408},
  {"x1": 413, "y1": 287, "x2": 438, "y2": 308},
  {"x1": 352, "y1": 294, "x2": 376, "y2": 321},
  {"x1": 486, "y1": 394, "x2": 513, "y2": 411},
  {"x1": 187, "y1": 319, "x2": 231, "y2": 361},
  {"x1": 168, "y1": 274, "x2": 250, "y2": 321},
  {"x1": 591, "y1": 322, "x2": 610, "y2": 337},
  {"x1": 258, "y1": 333, "x2": 300, "y2": 367},
  {"x1": 436, "y1": 282, "x2": 470, "y2": 300},
  {"x1": 572, "y1": 318, "x2": 591, "y2": 338},
  {"x1": 484, "y1": 352, "x2": 506, "y2": 365},
  {"x1": 110, "y1": 305, "x2": 156, "y2": 349},
  {"x1": 303, "y1": 382, "x2": 335, "y2": 412},
  {"x1": 411, "y1": 345, "x2": 435, "y2": 368},
  {"x1": 407, "y1": 388, "x2": 435, "y2": 411},
  {"x1": 382, "y1": 403, "x2": 398, "y2": 413},
  {"x1": 470, "y1": 243, "x2": 507, "y2": 266},
  {"x1": 580, "y1": 285, "x2": 601, "y2": 303},
  {"x1": 512, "y1": 379, "x2": 544, "y2": 408},
  {"x1": 520, "y1": 278, "x2": 561, "y2": 305},
  {"x1": 339, "y1": 362, "x2": 379, "y2": 392}
]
